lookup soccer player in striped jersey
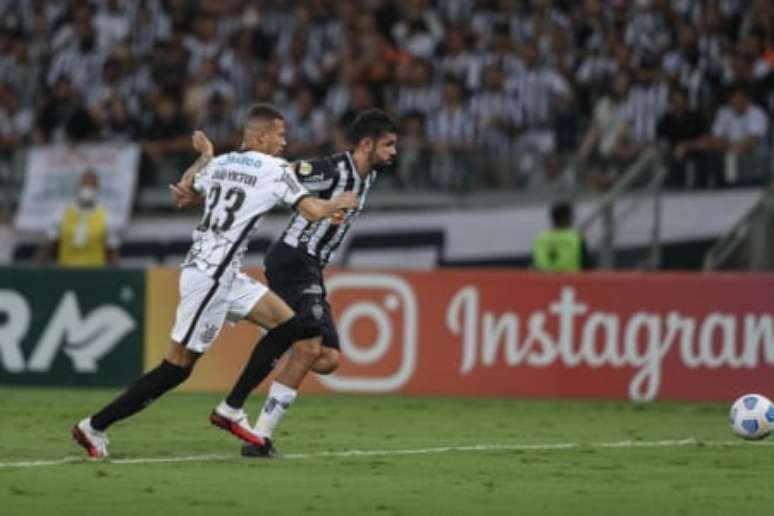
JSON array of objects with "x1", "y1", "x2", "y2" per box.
[
  {"x1": 71, "y1": 104, "x2": 358, "y2": 458},
  {"x1": 213, "y1": 108, "x2": 398, "y2": 457}
]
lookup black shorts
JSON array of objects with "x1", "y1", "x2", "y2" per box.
[{"x1": 264, "y1": 241, "x2": 339, "y2": 349}]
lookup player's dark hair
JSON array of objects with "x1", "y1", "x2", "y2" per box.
[
  {"x1": 246, "y1": 103, "x2": 284, "y2": 123},
  {"x1": 550, "y1": 202, "x2": 573, "y2": 228},
  {"x1": 348, "y1": 108, "x2": 397, "y2": 145}
]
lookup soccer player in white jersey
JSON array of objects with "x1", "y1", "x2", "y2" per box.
[
  {"x1": 71, "y1": 104, "x2": 358, "y2": 458},
  {"x1": 179, "y1": 109, "x2": 398, "y2": 457}
]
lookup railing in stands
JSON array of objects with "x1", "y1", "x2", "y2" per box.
[
  {"x1": 703, "y1": 186, "x2": 774, "y2": 270},
  {"x1": 578, "y1": 147, "x2": 667, "y2": 269}
]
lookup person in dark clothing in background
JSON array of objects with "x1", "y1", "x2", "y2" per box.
[{"x1": 657, "y1": 87, "x2": 707, "y2": 188}]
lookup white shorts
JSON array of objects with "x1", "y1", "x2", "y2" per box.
[{"x1": 170, "y1": 268, "x2": 269, "y2": 353}]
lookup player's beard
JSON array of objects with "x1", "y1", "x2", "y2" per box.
[{"x1": 369, "y1": 149, "x2": 393, "y2": 169}]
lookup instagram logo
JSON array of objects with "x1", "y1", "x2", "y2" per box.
[{"x1": 318, "y1": 273, "x2": 418, "y2": 392}]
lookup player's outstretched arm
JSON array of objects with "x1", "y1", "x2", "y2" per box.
[
  {"x1": 169, "y1": 131, "x2": 213, "y2": 207},
  {"x1": 296, "y1": 191, "x2": 358, "y2": 222}
]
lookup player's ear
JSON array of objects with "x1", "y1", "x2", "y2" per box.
[{"x1": 358, "y1": 137, "x2": 375, "y2": 153}]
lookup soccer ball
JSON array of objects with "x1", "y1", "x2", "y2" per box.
[{"x1": 729, "y1": 394, "x2": 774, "y2": 440}]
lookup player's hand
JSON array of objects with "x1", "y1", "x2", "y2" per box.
[
  {"x1": 333, "y1": 191, "x2": 359, "y2": 211},
  {"x1": 169, "y1": 182, "x2": 204, "y2": 208},
  {"x1": 192, "y1": 130, "x2": 214, "y2": 157},
  {"x1": 329, "y1": 210, "x2": 346, "y2": 225}
]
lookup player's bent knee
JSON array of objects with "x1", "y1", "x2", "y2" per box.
[
  {"x1": 165, "y1": 341, "x2": 200, "y2": 369},
  {"x1": 291, "y1": 338, "x2": 324, "y2": 365},
  {"x1": 278, "y1": 314, "x2": 322, "y2": 342},
  {"x1": 312, "y1": 349, "x2": 340, "y2": 375}
]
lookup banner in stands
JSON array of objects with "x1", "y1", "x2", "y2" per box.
[
  {"x1": 14, "y1": 143, "x2": 140, "y2": 232},
  {"x1": 144, "y1": 268, "x2": 774, "y2": 402},
  {"x1": 0, "y1": 268, "x2": 144, "y2": 386}
]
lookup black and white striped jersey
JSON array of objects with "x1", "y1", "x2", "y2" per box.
[{"x1": 280, "y1": 152, "x2": 375, "y2": 266}]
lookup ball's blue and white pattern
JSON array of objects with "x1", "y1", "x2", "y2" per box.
[{"x1": 729, "y1": 394, "x2": 773, "y2": 440}]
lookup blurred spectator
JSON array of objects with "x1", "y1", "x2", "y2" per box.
[
  {"x1": 93, "y1": 0, "x2": 131, "y2": 52},
  {"x1": 87, "y1": 57, "x2": 139, "y2": 122},
  {"x1": 184, "y1": 16, "x2": 221, "y2": 75},
  {"x1": 129, "y1": 0, "x2": 172, "y2": 58},
  {"x1": 285, "y1": 86, "x2": 330, "y2": 159},
  {"x1": 0, "y1": 31, "x2": 42, "y2": 108},
  {"x1": 676, "y1": 84, "x2": 770, "y2": 186},
  {"x1": 436, "y1": 25, "x2": 478, "y2": 90},
  {"x1": 391, "y1": 0, "x2": 444, "y2": 59},
  {"x1": 657, "y1": 87, "x2": 708, "y2": 189},
  {"x1": 0, "y1": 0, "x2": 769, "y2": 196},
  {"x1": 148, "y1": 37, "x2": 188, "y2": 93},
  {"x1": 182, "y1": 57, "x2": 235, "y2": 125},
  {"x1": 624, "y1": 0, "x2": 672, "y2": 59},
  {"x1": 142, "y1": 95, "x2": 191, "y2": 186},
  {"x1": 35, "y1": 170, "x2": 120, "y2": 267},
  {"x1": 468, "y1": 63, "x2": 522, "y2": 188},
  {"x1": 46, "y1": 3, "x2": 106, "y2": 97},
  {"x1": 219, "y1": 29, "x2": 266, "y2": 107},
  {"x1": 532, "y1": 202, "x2": 592, "y2": 272},
  {"x1": 33, "y1": 78, "x2": 83, "y2": 143},
  {"x1": 427, "y1": 79, "x2": 475, "y2": 190},
  {"x1": 324, "y1": 61, "x2": 359, "y2": 123},
  {"x1": 509, "y1": 45, "x2": 572, "y2": 183},
  {"x1": 395, "y1": 111, "x2": 430, "y2": 189},
  {"x1": 276, "y1": 31, "x2": 323, "y2": 90},
  {"x1": 394, "y1": 60, "x2": 440, "y2": 117},
  {"x1": 100, "y1": 97, "x2": 140, "y2": 142},
  {"x1": 625, "y1": 59, "x2": 669, "y2": 155},
  {"x1": 576, "y1": 71, "x2": 633, "y2": 188},
  {"x1": 0, "y1": 84, "x2": 33, "y2": 154},
  {"x1": 199, "y1": 94, "x2": 239, "y2": 152}
]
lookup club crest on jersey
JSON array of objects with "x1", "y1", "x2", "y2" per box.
[
  {"x1": 312, "y1": 303, "x2": 324, "y2": 320},
  {"x1": 199, "y1": 323, "x2": 218, "y2": 343}
]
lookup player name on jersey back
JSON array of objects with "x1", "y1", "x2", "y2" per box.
[{"x1": 212, "y1": 169, "x2": 258, "y2": 187}]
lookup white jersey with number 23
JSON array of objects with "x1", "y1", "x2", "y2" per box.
[{"x1": 182, "y1": 150, "x2": 309, "y2": 282}]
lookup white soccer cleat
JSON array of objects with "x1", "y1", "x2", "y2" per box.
[
  {"x1": 71, "y1": 418, "x2": 109, "y2": 458},
  {"x1": 209, "y1": 402, "x2": 265, "y2": 447}
]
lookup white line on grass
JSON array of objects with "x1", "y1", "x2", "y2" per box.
[{"x1": 0, "y1": 438, "x2": 771, "y2": 469}]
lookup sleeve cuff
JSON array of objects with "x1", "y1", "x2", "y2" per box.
[{"x1": 292, "y1": 193, "x2": 311, "y2": 209}]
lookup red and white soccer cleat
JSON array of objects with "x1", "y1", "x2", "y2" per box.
[
  {"x1": 209, "y1": 404, "x2": 265, "y2": 447},
  {"x1": 71, "y1": 418, "x2": 109, "y2": 458}
]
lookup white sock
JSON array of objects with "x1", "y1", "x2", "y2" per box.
[
  {"x1": 84, "y1": 417, "x2": 104, "y2": 436},
  {"x1": 216, "y1": 401, "x2": 244, "y2": 419},
  {"x1": 254, "y1": 381, "x2": 297, "y2": 439}
]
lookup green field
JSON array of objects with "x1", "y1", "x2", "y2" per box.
[{"x1": 0, "y1": 388, "x2": 771, "y2": 515}]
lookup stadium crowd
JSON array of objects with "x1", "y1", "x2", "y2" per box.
[{"x1": 0, "y1": 0, "x2": 772, "y2": 194}]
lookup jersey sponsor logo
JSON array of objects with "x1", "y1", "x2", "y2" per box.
[
  {"x1": 0, "y1": 290, "x2": 136, "y2": 373},
  {"x1": 224, "y1": 154, "x2": 262, "y2": 169}
]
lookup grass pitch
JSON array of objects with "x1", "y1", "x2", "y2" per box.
[{"x1": 0, "y1": 388, "x2": 770, "y2": 515}]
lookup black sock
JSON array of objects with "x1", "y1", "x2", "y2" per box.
[
  {"x1": 90, "y1": 360, "x2": 191, "y2": 431},
  {"x1": 225, "y1": 318, "x2": 303, "y2": 409}
]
